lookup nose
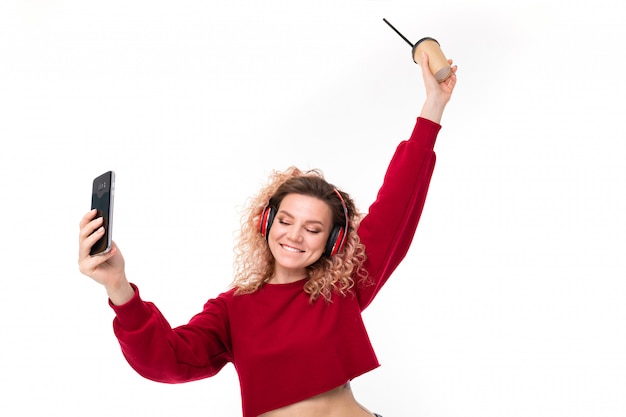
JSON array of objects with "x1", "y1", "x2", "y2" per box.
[{"x1": 287, "y1": 227, "x2": 303, "y2": 242}]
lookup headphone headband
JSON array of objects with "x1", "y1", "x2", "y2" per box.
[{"x1": 329, "y1": 188, "x2": 349, "y2": 256}]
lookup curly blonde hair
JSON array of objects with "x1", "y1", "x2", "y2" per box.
[{"x1": 231, "y1": 166, "x2": 368, "y2": 303}]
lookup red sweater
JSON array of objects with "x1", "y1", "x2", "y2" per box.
[{"x1": 110, "y1": 117, "x2": 441, "y2": 417}]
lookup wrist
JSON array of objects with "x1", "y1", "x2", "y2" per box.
[
  {"x1": 106, "y1": 276, "x2": 134, "y2": 306},
  {"x1": 420, "y1": 99, "x2": 447, "y2": 124}
]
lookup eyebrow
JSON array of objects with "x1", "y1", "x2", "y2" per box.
[{"x1": 277, "y1": 210, "x2": 327, "y2": 227}]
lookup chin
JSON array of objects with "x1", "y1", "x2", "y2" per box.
[{"x1": 275, "y1": 255, "x2": 322, "y2": 272}]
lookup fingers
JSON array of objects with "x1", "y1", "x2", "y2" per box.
[
  {"x1": 79, "y1": 209, "x2": 103, "y2": 242},
  {"x1": 79, "y1": 220, "x2": 103, "y2": 253},
  {"x1": 442, "y1": 65, "x2": 458, "y2": 92},
  {"x1": 79, "y1": 209, "x2": 98, "y2": 228},
  {"x1": 78, "y1": 240, "x2": 118, "y2": 277},
  {"x1": 78, "y1": 209, "x2": 106, "y2": 263},
  {"x1": 448, "y1": 59, "x2": 458, "y2": 76}
]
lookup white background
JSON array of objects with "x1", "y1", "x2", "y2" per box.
[{"x1": 1, "y1": 1, "x2": 624, "y2": 416}]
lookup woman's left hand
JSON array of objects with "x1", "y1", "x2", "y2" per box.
[{"x1": 419, "y1": 52, "x2": 458, "y2": 123}]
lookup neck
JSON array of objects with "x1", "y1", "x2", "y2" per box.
[{"x1": 268, "y1": 271, "x2": 308, "y2": 285}]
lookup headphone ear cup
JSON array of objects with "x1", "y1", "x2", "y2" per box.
[
  {"x1": 259, "y1": 206, "x2": 276, "y2": 240},
  {"x1": 324, "y1": 225, "x2": 345, "y2": 257}
]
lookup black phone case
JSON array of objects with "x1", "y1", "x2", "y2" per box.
[{"x1": 90, "y1": 171, "x2": 114, "y2": 255}]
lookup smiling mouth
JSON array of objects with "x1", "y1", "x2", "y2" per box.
[{"x1": 281, "y1": 244, "x2": 304, "y2": 253}]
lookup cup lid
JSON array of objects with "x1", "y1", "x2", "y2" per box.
[{"x1": 414, "y1": 36, "x2": 440, "y2": 47}]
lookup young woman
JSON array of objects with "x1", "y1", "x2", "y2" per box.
[{"x1": 78, "y1": 52, "x2": 457, "y2": 417}]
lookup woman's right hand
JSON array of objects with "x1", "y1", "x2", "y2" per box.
[{"x1": 78, "y1": 209, "x2": 134, "y2": 305}]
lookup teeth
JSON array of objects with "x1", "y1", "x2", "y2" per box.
[{"x1": 282, "y1": 245, "x2": 302, "y2": 253}]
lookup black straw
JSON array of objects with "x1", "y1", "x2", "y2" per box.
[{"x1": 382, "y1": 18, "x2": 414, "y2": 47}]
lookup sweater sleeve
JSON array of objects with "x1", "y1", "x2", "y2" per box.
[
  {"x1": 110, "y1": 284, "x2": 233, "y2": 383},
  {"x1": 355, "y1": 117, "x2": 440, "y2": 310}
]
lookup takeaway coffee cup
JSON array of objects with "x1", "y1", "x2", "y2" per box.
[{"x1": 412, "y1": 37, "x2": 452, "y2": 82}]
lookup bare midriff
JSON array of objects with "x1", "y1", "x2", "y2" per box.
[{"x1": 258, "y1": 382, "x2": 375, "y2": 417}]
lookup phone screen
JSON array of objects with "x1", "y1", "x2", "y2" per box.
[{"x1": 90, "y1": 171, "x2": 115, "y2": 255}]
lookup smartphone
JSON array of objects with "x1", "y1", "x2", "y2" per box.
[{"x1": 90, "y1": 170, "x2": 115, "y2": 255}]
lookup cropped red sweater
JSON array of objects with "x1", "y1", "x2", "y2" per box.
[{"x1": 110, "y1": 117, "x2": 441, "y2": 417}]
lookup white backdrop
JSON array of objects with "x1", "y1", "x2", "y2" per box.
[{"x1": 1, "y1": 1, "x2": 624, "y2": 416}]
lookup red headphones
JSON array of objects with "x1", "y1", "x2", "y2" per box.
[{"x1": 258, "y1": 189, "x2": 349, "y2": 257}]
